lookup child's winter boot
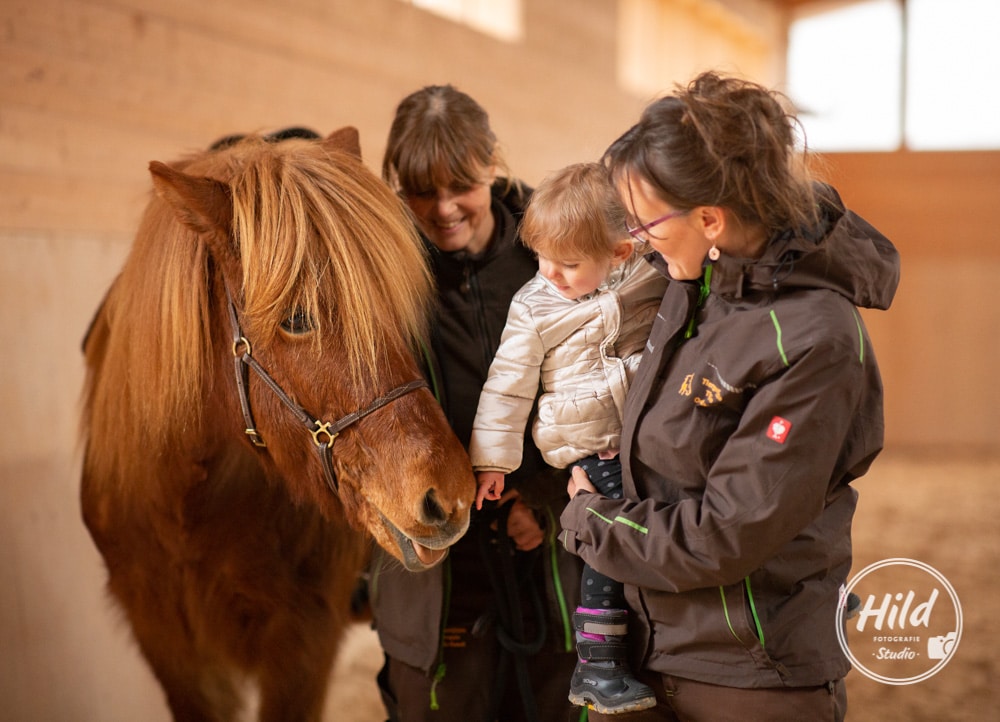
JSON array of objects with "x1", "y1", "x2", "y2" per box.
[{"x1": 568, "y1": 607, "x2": 656, "y2": 714}]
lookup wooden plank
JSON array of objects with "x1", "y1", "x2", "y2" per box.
[
  {"x1": 1, "y1": 0, "x2": 404, "y2": 136},
  {"x1": 823, "y1": 151, "x2": 1000, "y2": 257},
  {"x1": 0, "y1": 105, "x2": 206, "y2": 183},
  {"x1": 0, "y1": 170, "x2": 149, "y2": 234}
]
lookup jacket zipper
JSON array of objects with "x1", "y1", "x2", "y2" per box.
[
  {"x1": 684, "y1": 264, "x2": 713, "y2": 339},
  {"x1": 464, "y1": 261, "x2": 494, "y2": 373},
  {"x1": 429, "y1": 260, "x2": 490, "y2": 710},
  {"x1": 743, "y1": 576, "x2": 766, "y2": 646},
  {"x1": 719, "y1": 577, "x2": 766, "y2": 648}
]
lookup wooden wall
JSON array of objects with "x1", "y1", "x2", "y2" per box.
[{"x1": 825, "y1": 151, "x2": 1000, "y2": 454}]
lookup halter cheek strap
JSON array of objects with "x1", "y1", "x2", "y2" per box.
[{"x1": 224, "y1": 285, "x2": 427, "y2": 495}]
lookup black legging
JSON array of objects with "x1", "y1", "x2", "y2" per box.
[{"x1": 574, "y1": 454, "x2": 626, "y2": 610}]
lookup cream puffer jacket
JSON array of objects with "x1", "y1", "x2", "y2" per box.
[{"x1": 470, "y1": 254, "x2": 667, "y2": 471}]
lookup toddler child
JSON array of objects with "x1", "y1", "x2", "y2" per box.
[{"x1": 469, "y1": 162, "x2": 666, "y2": 715}]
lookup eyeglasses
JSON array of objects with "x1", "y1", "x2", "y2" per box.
[{"x1": 626, "y1": 210, "x2": 687, "y2": 242}]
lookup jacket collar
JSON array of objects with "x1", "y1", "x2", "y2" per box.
[{"x1": 704, "y1": 184, "x2": 899, "y2": 311}]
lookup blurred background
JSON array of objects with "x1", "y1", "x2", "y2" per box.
[{"x1": 2, "y1": 0, "x2": 997, "y2": 719}]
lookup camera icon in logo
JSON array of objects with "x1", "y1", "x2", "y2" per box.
[{"x1": 927, "y1": 631, "x2": 958, "y2": 660}]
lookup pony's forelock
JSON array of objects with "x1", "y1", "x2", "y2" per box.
[
  {"x1": 231, "y1": 141, "x2": 431, "y2": 380},
  {"x1": 83, "y1": 134, "x2": 431, "y2": 481}
]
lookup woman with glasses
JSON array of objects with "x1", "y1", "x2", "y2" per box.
[
  {"x1": 559, "y1": 71, "x2": 900, "y2": 721},
  {"x1": 371, "y1": 84, "x2": 583, "y2": 722}
]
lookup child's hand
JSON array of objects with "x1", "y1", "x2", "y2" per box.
[
  {"x1": 567, "y1": 465, "x2": 598, "y2": 499},
  {"x1": 475, "y1": 471, "x2": 506, "y2": 510}
]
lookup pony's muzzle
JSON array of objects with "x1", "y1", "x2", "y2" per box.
[{"x1": 419, "y1": 488, "x2": 449, "y2": 526}]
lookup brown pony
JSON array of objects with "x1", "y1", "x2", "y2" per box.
[{"x1": 80, "y1": 128, "x2": 474, "y2": 721}]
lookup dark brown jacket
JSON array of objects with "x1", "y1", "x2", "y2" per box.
[{"x1": 560, "y1": 186, "x2": 900, "y2": 688}]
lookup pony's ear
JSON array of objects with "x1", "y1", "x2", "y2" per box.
[
  {"x1": 149, "y1": 161, "x2": 233, "y2": 239},
  {"x1": 324, "y1": 126, "x2": 362, "y2": 160}
]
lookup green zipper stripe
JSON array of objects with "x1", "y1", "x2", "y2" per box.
[
  {"x1": 852, "y1": 308, "x2": 865, "y2": 364},
  {"x1": 719, "y1": 581, "x2": 766, "y2": 648},
  {"x1": 585, "y1": 507, "x2": 649, "y2": 535},
  {"x1": 684, "y1": 265, "x2": 713, "y2": 339},
  {"x1": 769, "y1": 310, "x2": 789, "y2": 367},
  {"x1": 429, "y1": 661, "x2": 446, "y2": 711},
  {"x1": 614, "y1": 516, "x2": 648, "y2": 534},
  {"x1": 546, "y1": 506, "x2": 574, "y2": 652},
  {"x1": 744, "y1": 577, "x2": 766, "y2": 647},
  {"x1": 719, "y1": 586, "x2": 744, "y2": 643},
  {"x1": 585, "y1": 507, "x2": 615, "y2": 525}
]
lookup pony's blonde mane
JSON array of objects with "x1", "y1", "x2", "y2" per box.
[
  {"x1": 83, "y1": 135, "x2": 431, "y2": 481},
  {"x1": 228, "y1": 137, "x2": 431, "y2": 371}
]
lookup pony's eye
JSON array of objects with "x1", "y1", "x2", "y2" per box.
[{"x1": 280, "y1": 309, "x2": 314, "y2": 335}]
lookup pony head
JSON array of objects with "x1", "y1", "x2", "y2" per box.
[{"x1": 84, "y1": 128, "x2": 474, "y2": 570}]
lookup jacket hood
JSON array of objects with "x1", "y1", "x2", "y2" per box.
[{"x1": 707, "y1": 184, "x2": 900, "y2": 310}]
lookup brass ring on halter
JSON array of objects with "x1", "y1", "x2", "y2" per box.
[
  {"x1": 232, "y1": 336, "x2": 251, "y2": 357},
  {"x1": 311, "y1": 420, "x2": 338, "y2": 447}
]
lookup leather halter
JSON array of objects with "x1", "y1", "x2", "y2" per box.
[{"x1": 224, "y1": 286, "x2": 428, "y2": 495}]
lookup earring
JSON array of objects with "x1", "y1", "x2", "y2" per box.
[{"x1": 708, "y1": 245, "x2": 720, "y2": 261}]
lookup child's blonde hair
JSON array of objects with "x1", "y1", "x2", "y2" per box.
[{"x1": 521, "y1": 163, "x2": 628, "y2": 260}]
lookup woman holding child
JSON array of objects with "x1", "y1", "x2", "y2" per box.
[{"x1": 559, "y1": 71, "x2": 900, "y2": 721}]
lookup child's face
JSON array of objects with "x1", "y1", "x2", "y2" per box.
[{"x1": 537, "y1": 252, "x2": 616, "y2": 300}]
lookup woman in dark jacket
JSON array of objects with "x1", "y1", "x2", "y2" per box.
[
  {"x1": 372, "y1": 84, "x2": 583, "y2": 722},
  {"x1": 560, "y1": 72, "x2": 900, "y2": 721}
]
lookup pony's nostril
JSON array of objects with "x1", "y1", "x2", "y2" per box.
[{"x1": 420, "y1": 488, "x2": 447, "y2": 526}]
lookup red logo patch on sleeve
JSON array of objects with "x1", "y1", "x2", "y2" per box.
[{"x1": 767, "y1": 416, "x2": 792, "y2": 444}]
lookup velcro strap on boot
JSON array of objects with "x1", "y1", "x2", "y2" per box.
[
  {"x1": 576, "y1": 635, "x2": 628, "y2": 662},
  {"x1": 573, "y1": 609, "x2": 628, "y2": 636}
]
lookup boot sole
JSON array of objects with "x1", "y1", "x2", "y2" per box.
[{"x1": 568, "y1": 689, "x2": 657, "y2": 715}]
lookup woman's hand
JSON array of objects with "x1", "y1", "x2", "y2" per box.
[
  {"x1": 501, "y1": 490, "x2": 545, "y2": 551},
  {"x1": 567, "y1": 465, "x2": 598, "y2": 499}
]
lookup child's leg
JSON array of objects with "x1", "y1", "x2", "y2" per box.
[
  {"x1": 581, "y1": 563, "x2": 625, "y2": 610},
  {"x1": 575, "y1": 454, "x2": 627, "y2": 611},
  {"x1": 574, "y1": 454, "x2": 625, "y2": 499},
  {"x1": 569, "y1": 455, "x2": 654, "y2": 715}
]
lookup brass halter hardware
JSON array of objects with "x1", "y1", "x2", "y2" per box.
[{"x1": 224, "y1": 285, "x2": 427, "y2": 494}]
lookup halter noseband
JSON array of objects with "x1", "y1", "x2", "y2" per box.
[{"x1": 225, "y1": 286, "x2": 428, "y2": 495}]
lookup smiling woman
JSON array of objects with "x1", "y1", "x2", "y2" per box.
[
  {"x1": 400, "y1": 177, "x2": 497, "y2": 253},
  {"x1": 373, "y1": 83, "x2": 583, "y2": 722}
]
